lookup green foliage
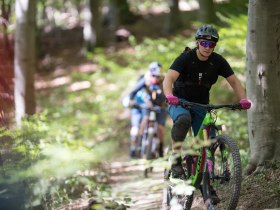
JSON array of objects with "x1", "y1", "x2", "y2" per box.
[
  {"x1": 0, "y1": 113, "x2": 120, "y2": 208},
  {"x1": 216, "y1": 15, "x2": 247, "y2": 59},
  {"x1": 128, "y1": 0, "x2": 168, "y2": 14},
  {"x1": 3, "y1": 3, "x2": 250, "y2": 208},
  {"x1": 0, "y1": 114, "x2": 48, "y2": 182}
]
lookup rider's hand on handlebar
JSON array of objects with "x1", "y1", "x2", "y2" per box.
[
  {"x1": 239, "y1": 98, "x2": 251, "y2": 109},
  {"x1": 166, "y1": 95, "x2": 178, "y2": 105},
  {"x1": 129, "y1": 100, "x2": 135, "y2": 107}
]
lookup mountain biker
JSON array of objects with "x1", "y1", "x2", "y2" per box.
[
  {"x1": 128, "y1": 62, "x2": 167, "y2": 158},
  {"x1": 124, "y1": 88, "x2": 149, "y2": 158},
  {"x1": 163, "y1": 24, "x2": 251, "y2": 201}
]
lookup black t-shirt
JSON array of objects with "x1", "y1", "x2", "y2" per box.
[{"x1": 170, "y1": 48, "x2": 234, "y2": 104}]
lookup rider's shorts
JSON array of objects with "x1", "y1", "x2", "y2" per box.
[
  {"x1": 130, "y1": 108, "x2": 142, "y2": 127},
  {"x1": 142, "y1": 107, "x2": 167, "y2": 126},
  {"x1": 168, "y1": 99, "x2": 206, "y2": 136},
  {"x1": 157, "y1": 108, "x2": 167, "y2": 126}
]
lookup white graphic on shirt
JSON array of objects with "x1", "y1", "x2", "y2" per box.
[{"x1": 199, "y1": 73, "x2": 203, "y2": 85}]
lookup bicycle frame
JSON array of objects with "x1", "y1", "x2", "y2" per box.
[
  {"x1": 166, "y1": 99, "x2": 243, "y2": 210},
  {"x1": 141, "y1": 106, "x2": 160, "y2": 159},
  {"x1": 182, "y1": 112, "x2": 223, "y2": 188}
]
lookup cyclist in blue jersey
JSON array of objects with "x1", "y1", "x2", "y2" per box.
[
  {"x1": 126, "y1": 88, "x2": 149, "y2": 158},
  {"x1": 128, "y1": 62, "x2": 167, "y2": 158}
]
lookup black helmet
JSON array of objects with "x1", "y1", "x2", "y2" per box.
[{"x1": 195, "y1": 25, "x2": 219, "y2": 42}]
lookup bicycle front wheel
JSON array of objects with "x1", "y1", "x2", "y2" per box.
[{"x1": 209, "y1": 134, "x2": 242, "y2": 210}]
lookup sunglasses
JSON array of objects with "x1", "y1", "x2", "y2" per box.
[{"x1": 199, "y1": 40, "x2": 216, "y2": 48}]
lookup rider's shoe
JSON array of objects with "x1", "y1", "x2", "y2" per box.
[
  {"x1": 169, "y1": 153, "x2": 185, "y2": 179},
  {"x1": 130, "y1": 150, "x2": 136, "y2": 159},
  {"x1": 209, "y1": 185, "x2": 221, "y2": 205},
  {"x1": 171, "y1": 164, "x2": 185, "y2": 179},
  {"x1": 158, "y1": 142, "x2": 164, "y2": 157}
]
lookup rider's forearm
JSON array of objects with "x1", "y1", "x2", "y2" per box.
[
  {"x1": 129, "y1": 77, "x2": 146, "y2": 99},
  {"x1": 163, "y1": 75, "x2": 174, "y2": 96},
  {"x1": 232, "y1": 84, "x2": 246, "y2": 100},
  {"x1": 226, "y1": 74, "x2": 246, "y2": 100}
]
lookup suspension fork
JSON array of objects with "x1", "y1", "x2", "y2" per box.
[
  {"x1": 203, "y1": 126, "x2": 216, "y2": 179},
  {"x1": 214, "y1": 127, "x2": 230, "y2": 174}
]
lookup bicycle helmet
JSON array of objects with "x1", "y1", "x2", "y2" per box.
[
  {"x1": 148, "y1": 62, "x2": 162, "y2": 77},
  {"x1": 195, "y1": 25, "x2": 219, "y2": 42}
]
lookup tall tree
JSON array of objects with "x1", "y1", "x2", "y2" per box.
[
  {"x1": 111, "y1": 0, "x2": 137, "y2": 25},
  {"x1": 245, "y1": 0, "x2": 280, "y2": 174},
  {"x1": 0, "y1": 0, "x2": 14, "y2": 127},
  {"x1": 162, "y1": 0, "x2": 183, "y2": 34},
  {"x1": 83, "y1": 0, "x2": 104, "y2": 52},
  {"x1": 198, "y1": 0, "x2": 216, "y2": 23},
  {"x1": 14, "y1": 0, "x2": 36, "y2": 126}
]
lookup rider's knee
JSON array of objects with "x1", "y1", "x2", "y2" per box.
[
  {"x1": 171, "y1": 114, "x2": 191, "y2": 142},
  {"x1": 130, "y1": 126, "x2": 139, "y2": 137},
  {"x1": 140, "y1": 116, "x2": 148, "y2": 126}
]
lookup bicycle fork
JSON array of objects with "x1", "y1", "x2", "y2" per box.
[{"x1": 204, "y1": 126, "x2": 230, "y2": 183}]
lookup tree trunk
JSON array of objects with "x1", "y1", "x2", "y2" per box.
[
  {"x1": 245, "y1": 0, "x2": 280, "y2": 174},
  {"x1": 14, "y1": 0, "x2": 36, "y2": 126},
  {"x1": 198, "y1": 0, "x2": 216, "y2": 23},
  {"x1": 0, "y1": 0, "x2": 13, "y2": 127},
  {"x1": 91, "y1": 0, "x2": 104, "y2": 47},
  {"x1": 162, "y1": 0, "x2": 183, "y2": 35},
  {"x1": 117, "y1": 0, "x2": 137, "y2": 25},
  {"x1": 83, "y1": 0, "x2": 104, "y2": 52},
  {"x1": 108, "y1": 0, "x2": 120, "y2": 31}
]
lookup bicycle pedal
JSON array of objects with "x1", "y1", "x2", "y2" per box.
[
  {"x1": 210, "y1": 196, "x2": 221, "y2": 205},
  {"x1": 207, "y1": 203, "x2": 216, "y2": 210}
]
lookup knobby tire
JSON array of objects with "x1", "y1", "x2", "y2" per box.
[
  {"x1": 206, "y1": 134, "x2": 242, "y2": 210},
  {"x1": 144, "y1": 133, "x2": 155, "y2": 177},
  {"x1": 146, "y1": 133, "x2": 154, "y2": 160}
]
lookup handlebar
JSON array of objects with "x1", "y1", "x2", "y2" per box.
[
  {"x1": 132, "y1": 104, "x2": 162, "y2": 112},
  {"x1": 177, "y1": 99, "x2": 243, "y2": 112}
]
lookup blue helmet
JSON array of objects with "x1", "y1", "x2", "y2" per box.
[{"x1": 148, "y1": 62, "x2": 162, "y2": 76}]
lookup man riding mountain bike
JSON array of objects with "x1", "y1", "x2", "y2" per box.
[
  {"x1": 163, "y1": 24, "x2": 251, "y2": 202},
  {"x1": 128, "y1": 62, "x2": 167, "y2": 158}
]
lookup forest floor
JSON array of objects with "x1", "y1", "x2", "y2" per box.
[
  {"x1": 106, "y1": 156, "x2": 280, "y2": 210},
  {"x1": 39, "y1": 7, "x2": 280, "y2": 210},
  {"x1": 57, "y1": 156, "x2": 280, "y2": 210}
]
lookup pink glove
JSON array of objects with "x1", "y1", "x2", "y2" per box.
[
  {"x1": 240, "y1": 98, "x2": 251, "y2": 110},
  {"x1": 166, "y1": 95, "x2": 178, "y2": 105}
]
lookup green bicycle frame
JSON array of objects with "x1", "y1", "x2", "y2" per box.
[{"x1": 187, "y1": 112, "x2": 223, "y2": 187}]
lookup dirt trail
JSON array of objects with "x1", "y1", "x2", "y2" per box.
[
  {"x1": 57, "y1": 157, "x2": 280, "y2": 210},
  {"x1": 108, "y1": 159, "x2": 207, "y2": 210},
  {"x1": 109, "y1": 160, "x2": 165, "y2": 210}
]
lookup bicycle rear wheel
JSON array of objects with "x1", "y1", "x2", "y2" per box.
[
  {"x1": 144, "y1": 131, "x2": 157, "y2": 177},
  {"x1": 207, "y1": 134, "x2": 242, "y2": 210}
]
